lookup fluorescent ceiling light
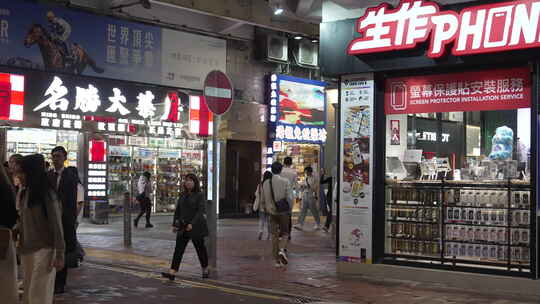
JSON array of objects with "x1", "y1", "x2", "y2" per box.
[{"x1": 274, "y1": 7, "x2": 284, "y2": 15}]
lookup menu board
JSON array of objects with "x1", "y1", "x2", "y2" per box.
[{"x1": 339, "y1": 74, "x2": 374, "y2": 264}]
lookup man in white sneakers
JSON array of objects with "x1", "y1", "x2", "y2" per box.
[{"x1": 259, "y1": 162, "x2": 293, "y2": 268}]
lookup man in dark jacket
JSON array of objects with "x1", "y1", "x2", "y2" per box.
[{"x1": 49, "y1": 146, "x2": 84, "y2": 294}]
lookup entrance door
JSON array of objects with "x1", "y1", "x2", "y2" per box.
[{"x1": 224, "y1": 140, "x2": 261, "y2": 216}]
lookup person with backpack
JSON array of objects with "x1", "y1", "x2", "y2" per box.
[
  {"x1": 0, "y1": 163, "x2": 18, "y2": 304},
  {"x1": 18, "y1": 154, "x2": 65, "y2": 304},
  {"x1": 294, "y1": 166, "x2": 321, "y2": 231},
  {"x1": 259, "y1": 162, "x2": 293, "y2": 268},
  {"x1": 253, "y1": 171, "x2": 273, "y2": 240}
]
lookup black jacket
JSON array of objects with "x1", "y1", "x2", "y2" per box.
[
  {"x1": 173, "y1": 192, "x2": 208, "y2": 239},
  {"x1": 0, "y1": 180, "x2": 17, "y2": 229},
  {"x1": 47, "y1": 166, "x2": 81, "y2": 252}
]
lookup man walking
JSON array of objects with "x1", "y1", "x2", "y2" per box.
[
  {"x1": 49, "y1": 146, "x2": 84, "y2": 294},
  {"x1": 259, "y1": 162, "x2": 293, "y2": 268}
]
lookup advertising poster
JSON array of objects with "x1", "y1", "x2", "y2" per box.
[
  {"x1": 0, "y1": 1, "x2": 225, "y2": 89},
  {"x1": 339, "y1": 74, "x2": 374, "y2": 263},
  {"x1": 385, "y1": 67, "x2": 531, "y2": 115}
]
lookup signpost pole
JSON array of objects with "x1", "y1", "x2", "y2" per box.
[{"x1": 209, "y1": 115, "x2": 219, "y2": 270}]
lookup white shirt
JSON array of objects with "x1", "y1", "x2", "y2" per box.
[
  {"x1": 280, "y1": 167, "x2": 298, "y2": 190},
  {"x1": 260, "y1": 175, "x2": 293, "y2": 214},
  {"x1": 54, "y1": 167, "x2": 84, "y2": 203},
  {"x1": 137, "y1": 176, "x2": 152, "y2": 199}
]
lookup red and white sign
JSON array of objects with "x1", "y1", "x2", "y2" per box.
[
  {"x1": 0, "y1": 73, "x2": 24, "y2": 121},
  {"x1": 189, "y1": 95, "x2": 214, "y2": 136},
  {"x1": 385, "y1": 67, "x2": 531, "y2": 115},
  {"x1": 203, "y1": 70, "x2": 233, "y2": 115},
  {"x1": 348, "y1": 0, "x2": 540, "y2": 58}
]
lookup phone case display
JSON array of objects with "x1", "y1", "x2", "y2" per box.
[
  {"x1": 386, "y1": 182, "x2": 532, "y2": 272},
  {"x1": 386, "y1": 187, "x2": 442, "y2": 257},
  {"x1": 108, "y1": 146, "x2": 131, "y2": 207},
  {"x1": 156, "y1": 150, "x2": 182, "y2": 212}
]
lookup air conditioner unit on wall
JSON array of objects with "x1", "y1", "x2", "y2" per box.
[
  {"x1": 266, "y1": 35, "x2": 288, "y2": 62},
  {"x1": 294, "y1": 40, "x2": 318, "y2": 67}
]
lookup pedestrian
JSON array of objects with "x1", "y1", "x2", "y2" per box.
[
  {"x1": 48, "y1": 146, "x2": 84, "y2": 294},
  {"x1": 259, "y1": 162, "x2": 293, "y2": 268},
  {"x1": 7, "y1": 154, "x2": 23, "y2": 188},
  {"x1": 162, "y1": 173, "x2": 209, "y2": 280},
  {"x1": 0, "y1": 163, "x2": 18, "y2": 304},
  {"x1": 280, "y1": 157, "x2": 297, "y2": 240},
  {"x1": 18, "y1": 154, "x2": 65, "y2": 304},
  {"x1": 294, "y1": 166, "x2": 321, "y2": 231},
  {"x1": 320, "y1": 169, "x2": 333, "y2": 233},
  {"x1": 134, "y1": 171, "x2": 153, "y2": 228},
  {"x1": 253, "y1": 171, "x2": 273, "y2": 240}
]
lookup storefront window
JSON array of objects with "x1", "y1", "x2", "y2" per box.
[{"x1": 385, "y1": 108, "x2": 532, "y2": 272}]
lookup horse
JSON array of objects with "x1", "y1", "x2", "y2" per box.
[{"x1": 24, "y1": 24, "x2": 104, "y2": 75}]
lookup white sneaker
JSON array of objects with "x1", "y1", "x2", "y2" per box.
[
  {"x1": 313, "y1": 224, "x2": 321, "y2": 230},
  {"x1": 278, "y1": 250, "x2": 289, "y2": 265},
  {"x1": 274, "y1": 261, "x2": 283, "y2": 268}
]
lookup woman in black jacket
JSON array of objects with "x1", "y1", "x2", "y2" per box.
[{"x1": 162, "y1": 173, "x2": 209, "y2": 280}]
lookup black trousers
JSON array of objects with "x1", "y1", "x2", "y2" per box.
[
  {"x1": 55, "y1": 219, "x2": 77, "y2": 289},
  {"x1": 135, "y1": 198, "x2": 151, "y2": 224},
  {"x1": 171, "y1": 233, "x2": 208, "y2": 271}
]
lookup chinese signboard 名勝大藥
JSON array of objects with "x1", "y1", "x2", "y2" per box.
[
  {"x1": 348, "y1": 0, "x2": 540, "y2": 58},
  {"x1": 385, "y1": 67, "x2": 531, "y2": 115},
  {"x1": 0, "y1": 1, "x2": 225, "y2": 90}
]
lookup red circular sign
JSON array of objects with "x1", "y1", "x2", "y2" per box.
[{"x1": 203, "y1": 70, "x2": 233, "y2": 115}]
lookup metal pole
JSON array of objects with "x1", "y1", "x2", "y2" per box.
[
  {"x1": 208, "y1": 115, "x2": 219, "y2": 269},
  {"x1": 123, "y1": 142, "x2": 133, "y2": 248}
]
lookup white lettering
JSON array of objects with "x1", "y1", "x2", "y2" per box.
[
  {"x1": 456, "y1": 10, "x2": 486, "y2": 52},
  {"x1": 0, "y1": 20, "x2": 7, "y2": 39},
  {"x1": 509, "y1": 3, "x2": 540, "y2": 45},
  {"x1": 483, "y1": 6, "x2": 513, "y2": 48},
  {"x1": 429, "y1": 14, "x2": 459, "y2": 56}
]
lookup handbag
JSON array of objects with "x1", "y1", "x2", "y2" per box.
[
  {"x1": 269, "y1": 178, "x2": 289, "y2": 213},
  {"x1": 0, "y1": 228, "x2": 12, "y2": 260}
]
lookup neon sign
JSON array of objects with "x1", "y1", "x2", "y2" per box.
[{"x1": 348, "y1": 0, "x2": 540, "y2": 58}]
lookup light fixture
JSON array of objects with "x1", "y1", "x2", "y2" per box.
[
  {"x1": 274, "y1": 6, "x2": 284, "y2": 15},
  {"x1": 294, "y1": 35, "x2": 303, "y2": 40},
  {"x1": 111, "y1": 0, "x2": 151, "y2": 10}
]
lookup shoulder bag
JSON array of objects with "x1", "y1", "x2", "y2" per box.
[{"x1": 269, "y1": 178, "x2": 289, "y2": 213}]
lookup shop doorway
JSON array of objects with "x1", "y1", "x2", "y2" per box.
[{"x1": 223, "y1": 140, "x2": 261, "y2": 216}]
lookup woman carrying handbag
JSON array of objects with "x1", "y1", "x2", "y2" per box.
[{"x1": 162, "y1": 174, "x2": 210, "y2": 280}]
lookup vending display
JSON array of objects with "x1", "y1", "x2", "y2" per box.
[
  {"x1": 108, "y1": 145, "x2": 131, "y2": 208},
  {"x1": 386, "y1": 183, "x2": 532, "y2": 270}
]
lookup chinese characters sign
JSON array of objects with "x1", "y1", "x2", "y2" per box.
[
  {"x1": 385, "y1": 67, "x2": 531, "y2": 115},
  {"x1": 0, "y1": 1, "x2": 225, "y2": 90},
  {"x1": 268, "y1": 75, "x2": 327, "y2": 144},
  {"x1": 348, "y1": 0, "x2": 540, "y2": 58}
]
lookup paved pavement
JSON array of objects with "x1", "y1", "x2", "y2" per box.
[{"x1": 68, "y1": 215, "x2": 540, "y2": 304}]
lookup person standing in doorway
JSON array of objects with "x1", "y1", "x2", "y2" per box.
[
  {"x1": 19, "y1": 154, "x2": 65, "y2": 304},
  {"x1": 0, "y1": 163, "x2": 18, "y2": 304},
  {"x1": 280, "y1": 157, "x2": 297, "y2": 240},
  {"x1": 134, "y1": 171, "x2": 153, "y2": 228},
  {"x1": 253, "y1": 171, "x2": 273, "y2": 240},
  {"x1": 162, "y1": 174, "x2": 209, "y2": 280},
  {"x1": 320, "y1": 169, "x2": 333, "y2": 233},
  {"x1": 48, "y1": 146, "x2": 84, "y2": 294},
  {"x1": 259, "y1": 162, "x2": 293, "y2": 268},
  {"x1": 294, "y1": 166, "x2": 321, "y2": 231}
]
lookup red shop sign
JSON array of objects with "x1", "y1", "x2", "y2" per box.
[
  {"x1": 384, "y1": 67, "x2": 531, "y2": 115},
  {"x1": 348, "y1": 0, "x2": 540, "y2": 58}
]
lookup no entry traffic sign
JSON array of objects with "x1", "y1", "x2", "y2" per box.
[{"x1": 203, "y1": 70, "x2": 233, "y2": 115}]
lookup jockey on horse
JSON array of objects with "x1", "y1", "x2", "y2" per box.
[{"x1": 46, "y1": 11, "x2": 73, "y2": 66}]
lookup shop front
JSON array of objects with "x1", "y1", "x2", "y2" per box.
[
  {"x1": 0, "y1": 67, "x2": 212, "y2": 222},
  {"x1": 321, "y1": 0, "x2": 539, "y2": 278},
  {"x1": 266, "y1": 74, "x2": 327, "y2": 212}
]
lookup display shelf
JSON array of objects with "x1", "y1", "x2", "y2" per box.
[
  {"x1": 445, "y1": 222, "x2": 527, "y2": 229},
  {"x1": 443, "y1": 239, "x2": 529, "y2": 247},
  {"x1": 388, "y1": 219, "x2": 439, "y2": 224}
]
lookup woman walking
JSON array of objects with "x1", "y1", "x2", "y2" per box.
[
  {"x1": 253, "y1": 171, "x2": 273, "y2": 240},
  {"x1": 17, "y1": 154, "x2": 65, "y2": 304},
  {"x1": 162, "y1": 173, "x2": 209, "y2": 280},
  {"x1": 293, "y1": 166, "x2": 321, "y2": 231},
  {"x1": 0, "y1": 163, "x2": 18, "y2": 304}
]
